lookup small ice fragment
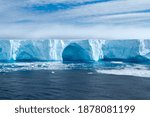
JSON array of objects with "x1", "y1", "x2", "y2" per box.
[{"x1": 88, "y1": 72, "x2": 93, "y2": 74}]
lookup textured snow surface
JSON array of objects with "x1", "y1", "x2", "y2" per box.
[{"x1": 0, "y1": 39, "x2": 149, "y2": 62}]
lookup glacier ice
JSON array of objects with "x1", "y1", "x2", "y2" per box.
[
  {"x1": 102, "y1": 40, "x2": 141, "y2": 61},
  {"x1": 140, "y1": 40, "x2": 150, "y2": 59},
  {"x1": 62, "y1": 42, "x2": 93, "y2": 62},
  {"x1": 62, "y1": 40, "x2": 104, "y2": 62},
  {"x1": 49, "y1": 40, "x2": 68, "y2": 61},
  {"x1": 88, "y1": 40, "x2": 105, "y2": 61},
  {"x1": 0, "y1": 39, "x2": 149, "y2": 62},
  {"x1": 15, "y1": 40, "x2": 50, "y2": 61},
  {"x1": 0, "y1": 40, "x2": 13, "y2": 61}
]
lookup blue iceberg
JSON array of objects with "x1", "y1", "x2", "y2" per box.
[{"x1": 0, "y1": 39, "x2": 149, "y2": 63}]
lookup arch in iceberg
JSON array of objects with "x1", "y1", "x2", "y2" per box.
[{"x1": 62, "y1": 43, "x2": 93, "y2": 63}]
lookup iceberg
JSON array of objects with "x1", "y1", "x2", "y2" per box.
[{"x1": 0, "y1": 39, "x2": 149, "y2": 63}]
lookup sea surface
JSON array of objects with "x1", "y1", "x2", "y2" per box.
[{"x1": 0, "y1": 61, "x2": 150, "y2": 100}]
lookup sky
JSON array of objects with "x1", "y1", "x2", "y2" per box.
[{"x1": 0, "y1": 0, "x2": 150, "y2": 40}]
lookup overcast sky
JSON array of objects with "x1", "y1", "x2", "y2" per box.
[{"x1": 0, "y1": 0, "x2": 150, "y2": 40}]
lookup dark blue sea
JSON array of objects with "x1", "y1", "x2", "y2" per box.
[{"x1": 0, "y1": 61, "x2": 150, "y2": 100}]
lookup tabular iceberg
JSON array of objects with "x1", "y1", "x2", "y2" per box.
[{"x1": 0, "y1": 39, "x2": 149, "y2": 63}]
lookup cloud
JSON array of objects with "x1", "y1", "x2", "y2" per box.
[
  {"x1": 0, "y1": 23, "x2": 150, "y2": 40},
  {"x1": 48, "y1": 0, "x2": 150, "y2": 22},
  {"x1": 28, "y1": 0, "x2": 95, "y2": 4},
  {"x1": 0, "y1": 0, "x2": 150, "y2": 40}
]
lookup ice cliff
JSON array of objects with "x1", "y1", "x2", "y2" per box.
[
  {"x1": 0, "y1": 40, "x2": 12, "y2": 61},
  {"x1": 0, "y1": 39, "x2": 149, "y2": 63},
  {"x1": 103, "y1": 40, "x2": 140, "y2": 61}
]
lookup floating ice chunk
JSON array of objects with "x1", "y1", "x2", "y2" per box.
[{"x1": 97, "y1": 68, "x2": 150, "y2": 78}]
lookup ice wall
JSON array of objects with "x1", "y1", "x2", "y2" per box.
[
  {"x1": 15, "y1": 40, "x2": 50, "y2": 61},
  {"x1": 49, "y1": 40, "x2": 68, "y2": 61},
  {"x1": 62, "y1": 40, "x2": 104, "y2": 62},
  {"x1": 102, "y1": 40, "x2": 140, "y2": 60},
  {"x1": 140, "y1": 40, "x2": 150, "y2": 59},
  {"x1": 0, "y1": 39, "x2": 149, "y2": 62},
  {"x1": 0, "y1": 40, "x2": 13, "y2": 61}
]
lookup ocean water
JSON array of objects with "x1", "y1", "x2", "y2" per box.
[{"x1": 0, "y1": 61, "x2": 150, "y2": 100}]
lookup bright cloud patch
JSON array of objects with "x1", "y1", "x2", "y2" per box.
[{"x1": 0, "y1": 0, "x2": 150, "y2": 40}]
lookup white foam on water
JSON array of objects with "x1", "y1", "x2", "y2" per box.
[
  {"x1": 0, "y1": 62, "x2": 150, "y2": 78},
  {"x1": 0, "y1": 62, "x2": 70, "y2": 72},
  {"x1": 0, "y1": 62, "x2": 93, "y2": 72},
  {"x1": 97, "y1": 68, "x2": 150, "y2": 78},
  {"x1": 87, "y1": 72, "x2": 93, "y2": 75},
  {"x1": 110, "y1": 61, "x2": 124, "y2": 64},
  {"x1": 51, "y1": 71, "x2": 55, "y2": 74}
]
